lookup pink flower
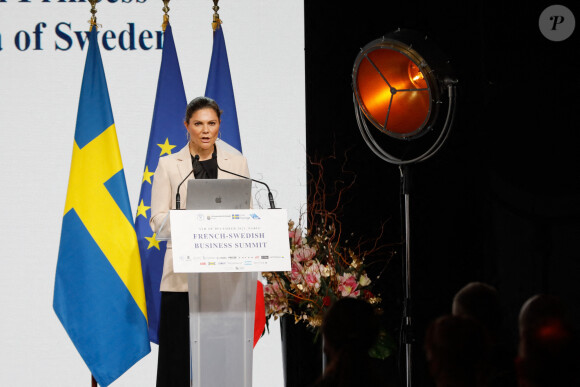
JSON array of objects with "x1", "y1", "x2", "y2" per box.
[
  {"x1": 264, "y1": 282, "x2": 288, "y2": 315},
  {"x1": 294, "y1": 245, "x2": 317, "y2": 262},
  {"x1": 290, "y1": 261, "x2": 304, "y2": 283},
  {"x1": 264, "y1": 282, "x2": 281, "y2": 296},
  {"x1": 304, "y1": 264, "x2": 322, "y2": 292},
  {"x1": 289, "y1": 228, "x2": 303, "y2": 247},
  {"x1": 337, "y1": 273, "x2": 360, "y2": 298}
]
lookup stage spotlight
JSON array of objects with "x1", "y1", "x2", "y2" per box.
[
  {"x1": 352, "y1": 29, "x2": 458, "y2": 387},
  {"x1": 352, "y1": 28, "x2": 457, "y2": 163}
]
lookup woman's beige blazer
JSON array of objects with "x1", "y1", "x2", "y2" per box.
[{"x1": 150, "y1": 142, "x2": 250, "y2": 292}]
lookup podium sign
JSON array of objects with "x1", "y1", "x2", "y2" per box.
[{"x1": 171, "y1": 208, "x2": 291, "y2": 273}]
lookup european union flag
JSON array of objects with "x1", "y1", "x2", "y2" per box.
[
  {"x1": 205, "y1": 25, "x2": 242, "y2": 153},
  {"x1": 135, "y1": 23, "x2": 187, "y2": 344},
  {"x1": 53, "y1": 27, "x2": 150, "y2": 387}
]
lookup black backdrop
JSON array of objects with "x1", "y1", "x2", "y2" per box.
[{"x1": 303, "y1": 1, "x2": 580, "y2": 385}]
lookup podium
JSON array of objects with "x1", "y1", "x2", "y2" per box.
[
  {"x1": 187, "y1": 271, "x2": 257, "y2": 387},
  {"x1": 168, "y1": 179, "x2": 290, "y2": 387}
]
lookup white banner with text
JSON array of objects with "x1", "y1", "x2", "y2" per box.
[{"x1": 171, "y1": 209, "x2": 291, "y2": 273}]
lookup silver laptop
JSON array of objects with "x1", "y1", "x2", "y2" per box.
[
  {"x1": 156, "y1": 179, "x2": 252, "y2": 241},
  {"x1": 186, "y1": 179, "x2": 252, "y2": 210}
]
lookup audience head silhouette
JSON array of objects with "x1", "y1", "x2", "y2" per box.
[
  {"x1": 322, "y1": 297, "x2": 379, "y2": 358},
  {"x1": 452, "y1": 281, "x2": 502, "y2": 339},
  {"x1": 312, "y1": 297, "x2": 386, "y2": 387},
  {"x1": 517, "y1": 294, "x2": 579, "y2": 386},
  {"x1": 425, "y1": 314, "x2": 491, "y2": 387}
]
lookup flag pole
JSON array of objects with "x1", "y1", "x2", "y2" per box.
[
  {"x1": 88, "y1": 2, "x2": 99, "y2": 385},
  {"x1": 162, "y1": 0, "x2": 170, "y2": 31},
  {"x1": 89, "y1": 0, "x2": 98, "y2": 31},
  {"x1": 212, "y1": 0, "x2": 221, "y2": 31}
]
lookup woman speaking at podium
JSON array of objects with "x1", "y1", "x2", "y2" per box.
[{"x1": 149, "y1": 96, "x2": 250, "y2": 386}]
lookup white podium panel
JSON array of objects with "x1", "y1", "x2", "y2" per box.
[{"x1": 188, "y1": 271, "x2": 257, "y2": 387}]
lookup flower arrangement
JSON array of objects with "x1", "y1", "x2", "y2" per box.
[
  {"x1": 262, "y1": 158, "x2": 390, "y2": 332},
  {"x1": 263, "y1": 219, "x2": 383, "y2": 329}
]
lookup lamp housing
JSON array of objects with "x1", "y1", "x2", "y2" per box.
[{"x1": 353, "y1": 29, "x2": 453, "y2": 140}]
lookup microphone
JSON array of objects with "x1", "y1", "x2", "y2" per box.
[
  {"x1": 175, "y1": 154, "x2": 200, "y2": 210},
  {"x1": 214, "y1": 154, "x2": 276, "y2": 209}
]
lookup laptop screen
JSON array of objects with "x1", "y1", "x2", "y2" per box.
[{"x1": 186, "y1": 179, "x2": 252, "y2": 210}]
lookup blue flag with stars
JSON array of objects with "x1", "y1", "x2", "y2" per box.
[
  {"x1": 135, "y1": 23, "x2": 187, "y2": 344},
  {"x1": 205, "y1": 25, "x2": 242, "y2": 153}
]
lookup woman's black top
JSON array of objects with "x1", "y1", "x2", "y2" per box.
[{"x1": 191, "y1": 148, "x2": 217, "y2": 179}]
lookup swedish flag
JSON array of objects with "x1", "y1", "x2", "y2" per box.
[{"x1": 53, "y1": 27, "x2": 150, "y2": 387}]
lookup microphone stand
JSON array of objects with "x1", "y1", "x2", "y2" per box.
[
  {"x1": 175, "y1": 155, "x2": 199, "y2": 210},
  {"x1": 216, "y1": 164, "x2": 276, "y2": 209}
]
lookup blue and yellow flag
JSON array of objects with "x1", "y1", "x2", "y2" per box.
[
  {"x1": 53, "y1": 27, "x2": 150, "y2": 387},
  {"x1": 135, "y1": 23, "x2": 187, "y2": 344},
  {"x1": 205, "y1": 25, "x2": 242, "y2": 152}
]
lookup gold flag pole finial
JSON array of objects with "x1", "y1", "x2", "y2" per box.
[
  {"x1": 88, "y1": 0, "x2": 99, "y2": 31},
  {"x1": 212, "y1": 0, "x2": 222, "y2": 31},
  {"x1": 162, "y1": 0, "x2": 170, "y2": 32}
]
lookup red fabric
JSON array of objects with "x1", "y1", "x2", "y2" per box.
[{"x1": 253, "y1": 281, "x2": 266, "y2": 347}]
